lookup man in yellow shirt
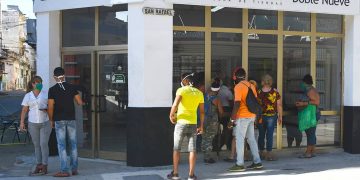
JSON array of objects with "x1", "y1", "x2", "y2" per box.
[
  {"x1": 228, "y1": 67, "x2": 263, "y2": 172},
  {"x1": 168, "y1": 73, "x2": 205, "y2": 180}
]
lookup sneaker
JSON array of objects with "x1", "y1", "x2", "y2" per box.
[
  {"x1": 247, "y1": 163, "x2": 263, "y2": 170},
  {"x1": 167, "y1": 171, "x2": 180, "y2": 180},
  {"x1": 188, "y1": 174, "x2": 197, "y2": 180},
  {"x1": 228, "y1": 164, "x2": 246, "y2": 172}
]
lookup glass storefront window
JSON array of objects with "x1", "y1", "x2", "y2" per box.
[
  {"x1": 248, "y1": 34, "x2": 277, "y2": 86},
  {"x1": 62, "y1": 8, "x2": 95, "y2": 47},
  {"x1": 317, "y1": 14, "x2": 342, "y2": 33},
  {"x1": 284, "y1": 12, "x2": 310, "y2": 32},
  {"x1": 211, "y1": 32, "x2": 242, "y2": 87},
  {"x1": 248, "y1": 10, "x2": 277, "y2": 30},
  {"x1": 316, "y1": 37, "x2": 341, "y2": 112},
  {"x1": 173, "y1": 31, "x2": 205, "y2": 93},
  {"x1": 211, "y1": 8, "x2": 242, "y2": 28},
  {"x1": 174, "y1": 5, "x2": 205, "y2": 27},
  {"x1": 99, "y1": 5, "x2": 128, "y2": 45},
  {"x1": 283, "y1": 35, "x2": 311, "y2": 111}
]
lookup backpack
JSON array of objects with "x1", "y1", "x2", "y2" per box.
[{"x1": 241, "y1": 82, "x2": 262, "y2": 121}]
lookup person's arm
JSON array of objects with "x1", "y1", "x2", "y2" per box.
[
  {"x1": 169, "y1": 95, "x2": 182, "y2": 124},
  {"x1": 197, "y1": 103, "x2": 205, "y2": 134},
  {"x1": 20, "y1": 106, "x2": 29, "y2": 131},
  {"x1": 48, "y1": 99, "x2": 55, "y2": 128},
  {"x1": 231, "y1": 101, "x2": 240, "y2": 120},
  {"x1": 215, "y1": 99, "x2": 224, "y2": 118},
  {"x1": 308, "y1": 89, "x2": 320, "y2": 106},
  {"x1": 74, "y1": 94, "x2": 83, "y2": 105}
]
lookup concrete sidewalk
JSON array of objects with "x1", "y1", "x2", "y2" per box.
[{"x1": 1, "y1": 144, "x2": 360, "y2": 180}]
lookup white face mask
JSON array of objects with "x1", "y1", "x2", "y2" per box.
[
  {"x1": 180, "y1": 73, "x2": 194, "y2": 87},
  {"x1": 55, "y1": 75, "x2": 66, "y2": 90},
  {"x1": 180, "y1": 81, "x2": 185, "y2": 87}
]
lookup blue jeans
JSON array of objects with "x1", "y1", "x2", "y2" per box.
[
  {"x1": 305, "y1": 126, "x2": 317, "y2": 146},
  {"x1": 234, "y1": 117, "x2": 261, "y2": 166},
  {"x1": 55, "y1": 120, "x2": 78, "y2": 172},
  {"x1": 258, "y1": 115, "x2": 277, "y2": 152}
]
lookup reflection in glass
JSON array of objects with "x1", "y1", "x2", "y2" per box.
[
  {"x1": 316, "y1": 37, "x2": 341, "y2": 112},
  {"x1": 211, "y1": 33, "x2": 242, "y2": 87},
  {"x1": 62, "y1": 8, "x2": 95, "y2": 47},
  {"x1": 317, "y1": 14, "x2": 342, "y2": 33},
  {"x1": 284, "y1": 12, "x2": 310, "y2": 32},
  {"x1": 283, "y1": 35, "x2": 311, "y2": 111},
  {"x1": 248, "y1": 9, "x2": 277, "y2": 30},
  {"x1": 99, "y1": 54, "x2": 128, "y2": 152},
  {"x1": 248, "y1": 34, "x2": 277, "y2": 87},
  {"x1": 173, "y1": 31, "x2": 205, "y2": 94},
  {"x1": 63, "y1": 54, "x2": 92, "y2": 150},
  {"x1": 173, "y1": 5, "x2": 205, "y2": 27},
  {"x1": 211, "y1": 8, "x2": 242, "y2": 28},
  {"x1": 99, "y1": 5, "x2": 128, "y2": 45}
]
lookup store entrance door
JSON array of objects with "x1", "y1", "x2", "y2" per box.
[
  {"x1": 96, "y1": 51, "x2": 128, "y2": 160},
  {"x1": 62, "y1": 51, "x2": 128, "y2": 161}
]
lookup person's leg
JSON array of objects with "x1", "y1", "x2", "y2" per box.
[
  {"x1": 67, "y1": 120, "x2": 78, "y2": 172},
  {"x1": 306, "y1": 127, "x2": 317, "y2": 155},
  {"x1": 28, "y1": 122, "x2": 42, "y2": 165},
  {"x1": 234, "y1": 119, "x2": 249, "y2": 166},
  {"x1": 187, "y1": 124, "x2": 197, "y2": 176},
  {"x1": 40, "y1": 121, "x2": 52, "y2": 166},
  {"x1": 257, "y1": 121, "x2": 266, "y2": 158},
  {"x1": 172, "y1": 124, "x2": 185, "y2": 175},
  {"x1": 245, "y1": 118, "x2": 261, "y2": 164},
  {"x1": 201, "y1": 122, "x2": 217, "y2": 161},
  {"x1": 55, "y1": 121, "x2": 69, "y2": 173}
]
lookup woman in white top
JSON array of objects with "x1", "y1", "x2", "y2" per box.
[{"x1": 20, "y1": 76, "x2": 51, "y2": 175}]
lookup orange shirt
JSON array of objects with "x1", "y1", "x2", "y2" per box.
[{"x1": 234, "y1": 81, "x2": 257, "y2": 119}]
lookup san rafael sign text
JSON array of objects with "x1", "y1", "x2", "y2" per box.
[{"x1": 142, "y1": 7, "x2": 174, "y2": 16}]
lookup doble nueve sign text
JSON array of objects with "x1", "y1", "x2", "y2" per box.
[{"x1": 293, "y1": 0, "x2": 350, "y2": 6}]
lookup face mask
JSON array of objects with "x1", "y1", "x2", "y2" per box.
[
  {"x1": 55, "y1": 75, "x2": 66, "y2": 90},
  {"x1": 180, "y1": 81, "x2": 185, "y2": 87},
  {"x1": 180, "y1": 73, "x2": 194, "y2": 87},
  {"x1": 35, "y1": 83, "x2": 43, "y2": 91},
  {"x1": 300, "y1": 82, "x2": 308, "y2": 92}
]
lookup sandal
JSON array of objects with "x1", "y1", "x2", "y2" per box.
[
  {"x1": 298, "y1": 153, "x2": 312, "y2": 159},
  {"x1": 31, "y1": 164, "x2": 43, "y2": 175},
  {"x1": 53, "y1": 172, "x2": 70, "y2": 177},
  {"x1": 167, "y1": 171, "x2": 180, "y2": 180}
]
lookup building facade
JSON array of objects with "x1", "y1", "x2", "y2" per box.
[
  {"x1": 34, "y1": 0, "x2": 360, "y2": 166},
  {"x1": 0, "y1": 5, "x2": 33, "y2": 91}
]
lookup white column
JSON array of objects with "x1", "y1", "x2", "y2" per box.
[
  {"x1": 344, "y1": 15, "x2": 360, "y2": 106},
  {"x1": 36, "y1": 11, "x2": 61, "y2": 90},
  {"x1": 128, "y1": 0, "x2": 173, "y2": 107}
]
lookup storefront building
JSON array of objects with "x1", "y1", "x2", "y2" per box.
[{"x1": 34, "y1": 0, "x2": 360, "y2": 166}]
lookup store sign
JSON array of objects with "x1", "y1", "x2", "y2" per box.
[
  {"x1": 143, "y1": 7, "x2": 175, "y2": 16},
  {"x1": 165, "y1": 0, "x2": 360, "y2": 15},
  {"x1": 112, "y1": 74, "x2": 126, "y2": 84}
]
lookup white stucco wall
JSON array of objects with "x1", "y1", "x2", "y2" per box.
[
  {"x1": 344, "y1": 15, "x2": 360, "y2": 106},
  {"x1": 128, "y1": 0, "x2": 173, "y2": 107},
  {"x1": 36, "y1": 11, "x2": 61, "y2": 90}
]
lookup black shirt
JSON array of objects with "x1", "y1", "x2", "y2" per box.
[{"x1": 48, "y1": 82, "x2": 79, "y2": 121}]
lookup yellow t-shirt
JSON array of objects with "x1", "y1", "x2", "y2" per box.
[{"x1": 176, "y1": 86, "x2": 204, "y2": 125}]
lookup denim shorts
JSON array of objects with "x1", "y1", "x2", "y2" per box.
[
  {"x1": 305, "y1": 126, "x2": 316, "y2": 145},
  {"x1": 173, "y1": 123, "x2": 197, "y2": 152}
]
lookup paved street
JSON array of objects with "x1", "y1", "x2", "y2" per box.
[{"x1": 0, "y1": 145, "x2": 360, "y2": 180}]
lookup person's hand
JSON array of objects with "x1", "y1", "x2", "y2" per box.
[
  {"x1": 50, "y1": 121, "x2": 54, "y2": 129},
  {"x1": 278, "y1": 116, "x2": 282, "y2": 125},
  {"x1": 19, "y1": 122, "x2": 26, "y2": 131},
  {"x1": 228, "y1": 119, "x2": 235, "y2": 129},
  {"x1": 169, "y1": 113, "x2": 177, "y2": 124},
  {"x1": 196, "y1": 126, "x2": 203, "y2": 135}
]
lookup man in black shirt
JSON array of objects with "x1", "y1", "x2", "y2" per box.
[{"x1": 48, "y1": 67, "x2": 83, "y2": 177}]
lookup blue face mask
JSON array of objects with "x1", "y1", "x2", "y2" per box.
[{"x1": 35, "y1": 83, "x2": 43, "y2": 91}]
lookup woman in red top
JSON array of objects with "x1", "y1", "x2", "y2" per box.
[{"x1": 257, "y1": 74, "x2": 283, "y2": 161}]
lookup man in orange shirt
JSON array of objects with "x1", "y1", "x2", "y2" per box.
[{"x1": 228, "y1": 67, "x2": 263, "y2": 172}]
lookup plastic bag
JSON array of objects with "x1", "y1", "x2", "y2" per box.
[{"x1": 298, "y1": 104, "x2": 317, "y2": 132}]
